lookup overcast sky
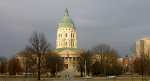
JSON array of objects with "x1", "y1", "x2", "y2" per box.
[{"x1": 0, "y1": 0, "x2": 150, "y2": 57}]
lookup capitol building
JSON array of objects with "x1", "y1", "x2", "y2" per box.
[
  {"x1": 55, "y1": 8, "x2": 82, "y2": 70},
  {"x1": 16, "y1": 8, "x2": 82, "y2": 71}
]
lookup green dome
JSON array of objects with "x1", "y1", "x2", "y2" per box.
[
  {"x1": 58, "y1": 8, "x2": 75, "y2": 28},
  {"x1": 60, "y1": 16, "x2": 74, "y2": 24}
]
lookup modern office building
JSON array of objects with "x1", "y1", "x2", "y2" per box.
[{"x1": 135, "y1": 37, "x2": 150, "y2": 58}]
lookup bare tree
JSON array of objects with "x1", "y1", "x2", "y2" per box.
[
  {"x1": 8, "y1": 57, "x2": 23, "y2": 75},
  {"x1": 133, "y1": 55, "x2": 150, "y2": 76},
  {"x1": 91, "y1": 44, "x2": 122, "y2": 76},
  {"x1": 77, "y1": 51, "x2": 92, "y2": 77},
  {"x1": 17, "y1": 50, "x2": 37, "y2": 76},
  {"x1": 0, "y1": 57, "x2": 7, "y2": 74},
  {"x1": 44, "y1": 52, "x2": 64, "y2": 77},
  {"x1": 26, "y1": 32, "x2": 50, "y2": 80}
]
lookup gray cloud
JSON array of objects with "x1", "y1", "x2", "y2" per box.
[{"x1": 0, "y1": 0, "x2": 150, "y2": 57}]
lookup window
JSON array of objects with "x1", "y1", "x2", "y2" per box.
[
  {"x1": 64, "y1": 64, "x2": 68, "y2": 69},
  {"x1": 65, "y1": 33, "x2": 67, "y2": 37},
  {"x1": 73, "y1": 57, "x2": 76, "y2": 61},
  {"x1": 65, "y1": 42, "x2": 67, "y2": 47},
  {"x1": 59, "y1": 34, "x2": 62, "y2": 38},
  {"x1": 77, "y1": 57, "x2": 80, "y2": 61},
  {"x1": 72, "y1": 42, "x2": 74, "y2": 47},
  {"x1": 69, "y1": 57, "x2": 72, "y2": 61}
]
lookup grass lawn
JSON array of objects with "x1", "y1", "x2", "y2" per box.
[{"x1": 0, "y1": 76, "x2": 149, "y2": 81}]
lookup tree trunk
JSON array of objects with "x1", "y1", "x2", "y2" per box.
[
  {"x1": 38, "y1": 55, "x2": 41, "y2": 80},
  {"x1": 80, "y1": 68, "x2": 83, "y2": 77}
]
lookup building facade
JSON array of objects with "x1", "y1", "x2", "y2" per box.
[
  {"x1": 55, "y1": 8, "x2": 82, "y2": 70},
  {"x1": 56, "y1": 8, "x2": 77, "y2": 49},
  {"x1": 135, "y1": 37, "x2": 150, "y2": 58}
]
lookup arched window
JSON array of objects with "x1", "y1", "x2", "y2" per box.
[
  {"x1": 72, "y1": 41, "x2": 74, "y2": 47},
  {"x1": 65, "y1": 33, "x2": 67, "y2": 37},
  {"x1": 71, "y1": 33, "x2": 72, "y2": 37},
  {"x1": 59, "y1": 42, "x2": 61, "y2": 47},
  {"x1": 65, "y1": 42, "x2": 67, "y2": 47},
  {"x1": 72, "y1": 43, "x2": 74, "y2": 47},
  {"x1": 59, "y1": 34, "x2": 62, "y2": 38}
]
